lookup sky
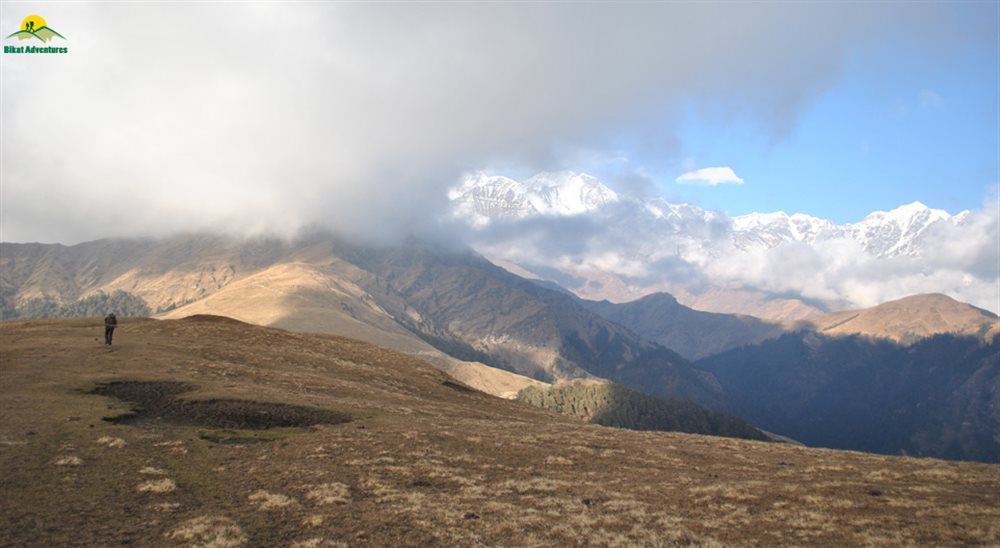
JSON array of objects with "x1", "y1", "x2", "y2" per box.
[
  {"x1": 653, "y1": 43, "x2": 999, "y2": 224},
  {"x1": 1, "y1": 2, "x2": 997, "y2": 243}
]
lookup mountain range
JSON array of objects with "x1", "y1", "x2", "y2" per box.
[
  {"x1": 448, "y1": 171, "x2": 989, "y2": 320},
  {"x1": 450, "y1": 171, "x2": 968, "y2": 258},
  {"x1": 0, "y1": 236, "x2": 717, "y2": 402},
  {"x1": 2, "y1": 234, "x2": 998, "y2": 460},
  {"x1": 582, "y1": 291, "x2": 997, "y2": 360}
]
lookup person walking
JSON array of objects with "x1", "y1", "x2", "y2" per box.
[{"x1": 104, "y1": 313, "x2": 117, "y2": 346}]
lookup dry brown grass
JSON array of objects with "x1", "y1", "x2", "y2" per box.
[
  {"x1": 1, "y1": 317, "x2": 998, "y2": 546},
  {"x1": 137, "y1": 478, "x2": 177, "y2": 494},
  {"x1": 166, "y1": 515, "x2": 247, "y2": 547}
]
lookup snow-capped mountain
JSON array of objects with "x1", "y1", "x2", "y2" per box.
[
  {"x1": 730, "y1": 212, "x2": 839, "y2": 250},
  {"x1": 844, "y1": 202, "x2": 968, "y2": 257},
  {"x1": 449, "y1": 171, "x2": 618, "y2": 226},
  {"x1": 449, "y1": 172, "x2": 969, "y2": 259},
  {"x1": 446, "y1": 171, "x2": 994, "y2": 318},
  {"x1": 731, "y1": 202, "x2": 968, "y2": 257}
]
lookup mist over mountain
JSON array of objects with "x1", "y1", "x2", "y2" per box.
[{"x1": 448, "y1": 172, "x2": 998, "y2": 317}]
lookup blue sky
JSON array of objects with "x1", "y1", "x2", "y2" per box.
[{"x1": 630, "y1": 39, "x2": 999, "y2": 224}]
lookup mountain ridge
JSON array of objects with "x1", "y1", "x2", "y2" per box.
[
  {"x1": 3, "y1": 234, "x2": 998, "y2": 461},
  {"x1": 448, "y1": 171, "x2": 989, "y2": 319},
  {"x1": 1, "y1": 235, "x2": 725, "y2": 406},
  {"x1": 581, "y1": 291, "x2": 998, "y2": 360},
  {"x1": 450, "y1": 172, "x2": 969, "y2": 258}
]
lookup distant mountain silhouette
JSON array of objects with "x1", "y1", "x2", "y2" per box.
[{"x1": 698, "y1": 331, "x2": 1000, "y2": 462}]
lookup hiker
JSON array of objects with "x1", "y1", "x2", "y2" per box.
[{"x1": 104, "y1": 313, "x2": 117, "y2": 346}]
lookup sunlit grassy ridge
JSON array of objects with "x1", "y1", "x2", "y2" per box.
[{"x1": 1, "y1": 316, "x2": 998, "y2": 546}]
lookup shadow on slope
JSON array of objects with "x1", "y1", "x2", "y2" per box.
[
  {"x1": 518, "y1": 381, "x2": 768, "y2": 442},
  {"x1": 698, "y1": 332, "x2": 1000, "y2": 463}
]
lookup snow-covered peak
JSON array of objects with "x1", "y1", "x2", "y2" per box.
[
  {"x1": 448, "y1": 172, "x2": 537, "y2": 226},
  {"x1": 521, "y1": 171, "x2": 619, "y2": 215},
  {"x1": 448, "y1": 171, "x2": 964, "y2": 259},
  {"x1": 855, "y1": 201, "x2": 949, "y2": 227},
  {"x1": 645, "y1": 199, "x2": 722, "y2": 223},
  {"x1": 731, "y1": 211, "x2": 838, "y2": 249},
  {"x1": 448, "y1": 171, "x2": 617, "y2": 224},
  {"x1": 846, "y1": 201, "x2": 956, "y2": 257},
  {"x1": 448, "y1": 172, "x2": 517, "y2": 195},
  {"x1": 732, "y1": 211, "x2": 791, "y2": 230}
]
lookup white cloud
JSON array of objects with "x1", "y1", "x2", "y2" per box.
[
  {"x1": 675, "y1": 167, "x2": 745, "y2": 186},
  {"x1": 0, "y1": 2, "x2": 980, "y2": 244}
]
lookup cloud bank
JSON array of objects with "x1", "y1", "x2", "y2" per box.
[{"x1": 1, "y1": 2, "x2": 983, "y2": 244}]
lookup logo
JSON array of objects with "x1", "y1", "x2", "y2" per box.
[{"x1": 4, "y1": 15, "x2": 68, "y2": 54}]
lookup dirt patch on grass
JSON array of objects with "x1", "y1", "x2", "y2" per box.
[{"x1": 90, "y1": 381, "x2": 352, "y2": 430}]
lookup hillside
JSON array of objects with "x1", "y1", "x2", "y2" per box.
[
  {"x1": 583, "y1": 292, "x2": 791, "y2": 360},
  {"x1": 2, "y1": 317, "x2": 999, "y2": 546},
  {"x1": 336, "y1": 242, "x2": 722, "y2": 405},
  {"x1": 517, "y1": 381, "x2": 769, "y2": 441},
  {"x1": 584, "y1": 291, "x2": 997, "y2": 361},
  {"x1": 4, "y1": 235, "x2": 998, "y2": 463},
  {"x1": 698, "y1": 332, "x2": 1000, "y2": 462},
  {"x1": 1, "y1": 236, "x2": 725, "y2": 406},
  {"x1": 154, "y1": 260, "x2": 544, "y2": 399},
  {"x1": 810, "y1": 293, "x2": 999, "y2": 343}
]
